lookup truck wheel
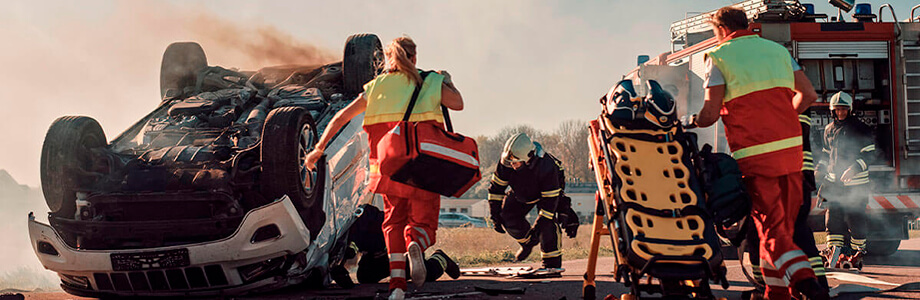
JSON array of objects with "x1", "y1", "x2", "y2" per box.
[
  {"x1": 343, "y1": 33, "x2": 383, "y2": 98},
  {"x1": 160, "y1": 42, "x2": 207, "y2": 99},
  {"x1": 261, "y1": 107, "x2": 325, "y2": 210},
  {"x1": 40, "y1": 116, "x2": 106, "y2": 219},
  {"x1": 868, "y1": 240, "x2": 901, "y2": 256}
]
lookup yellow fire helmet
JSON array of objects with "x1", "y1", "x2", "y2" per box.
[{"x1": 829, "y1": 91, "x2": 853, "y2": 110}]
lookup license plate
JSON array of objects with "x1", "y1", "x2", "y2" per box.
[{"x1": 111, "y1": 248, "x2": 190, "y2": 271}]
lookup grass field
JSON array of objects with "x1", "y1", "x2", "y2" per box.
[
  {"x1": 433, "y1": 226, "x2": 920, "y2": 268},
  {"x1": 432, "y1": 224, "x2": 611, "y2": 267}
]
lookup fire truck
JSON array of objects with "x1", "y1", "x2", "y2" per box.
[{"x1": 625, "y1": 0, "x2": 920, "y2": 257}]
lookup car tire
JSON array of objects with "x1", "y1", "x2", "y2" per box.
[
  {"x1": 868, "y1": 240, "x2": 901, "y2": 256},
  {"x1": 40, "y1": 116, "x2": 107, "y2": 219},
  {"x1": 343, "y1": 33, "x2": 382, "y2": 98},
  {"x1": 261, "y1": 107, "x2": 325, "y2": 210},
  {"x1": 160, "y1": 42, "x2": 208, "y2": 99}
]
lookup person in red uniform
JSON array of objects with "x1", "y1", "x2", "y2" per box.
[
  {"x1": 305, "y1": 36, "x2": 463, "y2": 300},
  {"x1": 691, "y1": 6, "x2": 827, "y2": 300}
]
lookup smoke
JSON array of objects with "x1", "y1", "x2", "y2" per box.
[
  {"x1": 0, "y1": 2, "x2": 338, "y2": 292},
  {"x1": 186, "y1": 9, "x2": 337, "y2": 68},
  {"x1": 0, "y1": 171, "x2": 58, "y2": 291}
]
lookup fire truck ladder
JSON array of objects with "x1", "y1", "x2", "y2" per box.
[
  {"x1": 670, "y1": 0, "x2": 806, "y2": 51},
  {"x1": 904, "y1": 43, "x2": 920, "y2": 157},
  {"x1": 902, "y1": 5, "x2": 920, "y2": 157}
]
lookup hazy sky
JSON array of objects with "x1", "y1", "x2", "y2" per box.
[{"x1": 1, "y1": 0, "x2": 917, "y2": 187}]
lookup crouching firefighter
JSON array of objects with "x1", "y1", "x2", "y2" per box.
[{"x1": 487, "y1": 133, "x2": 579, "y2": 270}]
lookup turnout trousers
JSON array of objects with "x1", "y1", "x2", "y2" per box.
[
  {"x1": 499, "y1": 192, "x2": 562, "y2": 268},
  {"x1": 824, "y1": 185, "x2": 869, "y2": 252}
]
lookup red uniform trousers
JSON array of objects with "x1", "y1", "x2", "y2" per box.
[
  {"x1": 744, "y1": 172, "x2": 816, "y2": 299},
  {"x1": 365, "y1": 122, "x2": 443, "y2": 290},
  {"x1": 380, "y1": 190, "x2": 440, "y2": 290}
]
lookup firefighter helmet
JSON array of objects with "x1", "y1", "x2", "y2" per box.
[
  {"x1": 829, "y1": 91, "x2": 853, "y2": 110},
  {"x1": 643, "y1": 80, "x2": 678, "y2": 128},
  {"x1": 604, "y1": 79, "x2": 643, "y2": 121},
  {"x1": 501, "y1": 133, "x2": 536, "y2": 167}
]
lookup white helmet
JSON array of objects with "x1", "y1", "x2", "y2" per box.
[
  {"x1": 829, "y1": 92, "x2": 853, "y2": 110},
  {"x1": 501, "y1": 133, "x2": 536, "y2": 167}
]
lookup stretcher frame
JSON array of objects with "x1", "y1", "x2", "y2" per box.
[{"x1": 582, "y1": 118, "x2": 729, "y2": 300}]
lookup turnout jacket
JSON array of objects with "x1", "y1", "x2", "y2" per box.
[
  {"x1": 488, "y1": 153, "x2": 565, "y2": 206},
  {"x1": 822, "y1": 117, "x2": 876, "y2": 186}
]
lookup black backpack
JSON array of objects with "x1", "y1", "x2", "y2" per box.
[{"x1": 695, "y1": 144, "x2": 752, "y2": 242}]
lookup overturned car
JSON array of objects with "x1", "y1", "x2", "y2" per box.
[{"x1": 28, "y1": 33, "x2": 384, "y2": 297}]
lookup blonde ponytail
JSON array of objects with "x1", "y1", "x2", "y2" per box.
[{"x1": 384, "y1": 36, "x2": 422, "y2": 85}]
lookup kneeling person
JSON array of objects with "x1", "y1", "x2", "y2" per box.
[{"x1": 488, "y1": 133, "x2": 578, "y2": 270}]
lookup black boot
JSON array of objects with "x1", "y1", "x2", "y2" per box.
[
  {"x1": 542, "y1": 256, "x2": 562, "y2": 269},
  {"x1": 794, "y1": 278, "x2": 830, "y2": 300},
  {"x1": 433, "y1": 250, "x2": 460, "y2": 279},
  {"x1": 515, "y1": 241, "x2": 537, "y2": 262},
  {"x1": 356, "y1": 251, "x2": 390, "y2": 284}
]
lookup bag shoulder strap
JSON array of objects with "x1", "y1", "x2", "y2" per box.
[{"x1": 401, "y1": 71, "x2": 434, "y2": 122}]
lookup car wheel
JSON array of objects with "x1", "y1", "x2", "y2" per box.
[
  {"x1": 868, "y1": 240, "x2": 901, "y2": 256},
  {"x1": 343, "y1": 33, "x2": 383, "y2": 98},
  {"x1": 40, "y1": 116, "x2": 107, "y2": 219},
  {"x1": 160, "y1": 42, "x2": 207, "y2": 99},
  {"x1": 261, "y1": 107, "x2": 325, "y2": 210}
]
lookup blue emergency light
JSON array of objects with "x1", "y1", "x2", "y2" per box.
[
  {"x1": 803, "y1": 3, "x2": 816, "y2": 15},
  {"x1": 854, "y1": 3, "x2": 872, "y2": 15}
]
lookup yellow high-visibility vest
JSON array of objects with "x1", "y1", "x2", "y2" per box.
[
  {"x1": 707, "y1": 35, "x2": 795, "y2": 102},
  {"x1": 363, "y1": 71, "x2": 445, "y2": 126}
]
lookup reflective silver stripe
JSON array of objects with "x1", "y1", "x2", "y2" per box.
[
  {"x1": 516, "y1": 236, "x2": 531, "y2": 244},
  {"x1": 823, "y1": 148, "x2": 831, "y2": 154},
  {"x1": 539, "y1": 209, "x2": 555, "y2": 219},
  {"x1": 857, "y1": 159, "x2": 867, "y2": 170},
  {"x1": 491, "y1": 174, "x2": 508, "y2": 186},
  {"x1": 390, "y1": 269, "x2": 406, "y2": 278},
  {"x1": 525, "y1": 198, "x2": 540, "y2": 204},
  {"x1": 785, "y1": 261, "x2": 813, "y2": 279},
  {"x1": 420, "y1": 142, "x2": 479, "y2": 167},
  {"x1": 772, "y1": 250, "x2": 807, "y2": 270},
  {"x1": 390, "y1": 253, "x2": 406, "y2": 262},
  {"x1": 488, "y1": 194, "x2": 504, "y2": 201},
  {"x1": 861, "y1": 144, "x2": 876, "y2": 153},
  {"x1": 825, "y1": 172, "x2": 836, "y2": 182},
  {"x1": 763, "y1": 275, "x2": 787, "y2": 286},
  {"x1": 414, "y1": 227, "x2": 431, "y2": 249}
]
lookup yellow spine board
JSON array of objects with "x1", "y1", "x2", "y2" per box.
[{"x1": 606, "y1": 126, "x2": 713, "y2": 262}]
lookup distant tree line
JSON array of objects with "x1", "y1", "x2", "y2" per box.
[{"x1": 461, "y1": 120, "x2": 593, "y2": 199}]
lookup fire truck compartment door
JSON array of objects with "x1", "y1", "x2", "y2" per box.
[{"x1": 797, "y1": 41, "x2": 889, "y2": 59}]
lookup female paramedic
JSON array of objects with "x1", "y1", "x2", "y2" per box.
[{"x1": 305, "y1": 36, "x2": 463, "y2": 300}]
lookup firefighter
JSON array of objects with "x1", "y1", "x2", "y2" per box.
[
  {"x1": 819, "y1": 91, "x2": 876, "y2": 268},
  {"x1": 487, "y1": 133, "x2": 579, "y2": 271},
  {"x1": 305, "y1": 36, "x2": 463, "y2": 300},
  {"x1": 691, "y1": 6, "x2": 827, "y2": 300}
]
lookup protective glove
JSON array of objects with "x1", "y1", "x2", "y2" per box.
[
  {"x1": 556, "y1": 207, "x2": 579, "y2": 238},
  {"x1": 840, "y1": 165, "x2": 858, "y2": 184},
  {"x1": 489, "y1": 200, "x2": 505, "y2": 234}
]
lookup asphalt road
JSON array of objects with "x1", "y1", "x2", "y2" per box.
[{"x1": 18, "y1": 239, "x2": 920, "y2": 300}]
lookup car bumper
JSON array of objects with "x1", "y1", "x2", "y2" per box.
[{"x1": 28, "y1": 196, "x2": 312, "y2": 297}]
